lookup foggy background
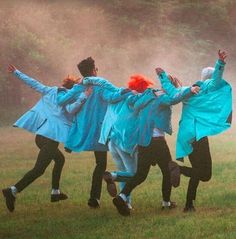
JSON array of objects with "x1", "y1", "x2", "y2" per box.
[{"x1": 0, "y1": 0, "x2": 235, "y2": 125}]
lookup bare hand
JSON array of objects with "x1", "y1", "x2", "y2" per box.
[
  {"x1": 85, "y1": 86, "x2": 93, "y2": 97},
  {"x1": 155, "y1": 67, "x2": 164, "y2": 75},
  {"x1": 8, "y1": 64, "x2": 17, "y2": 73},
  {"x1": 218, "y1": 50, "x2": 227, "y2": 63},
  {"x1": 191, "y1": 86, "x2": 200, "y2": 94}
]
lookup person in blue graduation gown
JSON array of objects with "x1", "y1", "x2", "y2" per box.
[
  {"x1": 157, "y1": 50, "x2": 232, "y2": 212},
  {"x1": 2, "y1": 65, "x2": 89, "y2": 212}
]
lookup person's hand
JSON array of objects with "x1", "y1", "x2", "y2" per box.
[
  {"x1": 85, "y1": 86, "x2": 93, "y2": 97},
  {"x1": 191, "y1": 86, "x2": 200, "y2": 94},
  {"x1": 218, "y1": 50, "x2": 227, "y2": 63},
  {"x1": 8, "y1": 64, "x2": 17, "y2": 73},
  {"x1": 155, "y1": 67, "x2": 164, "y2": 76}
]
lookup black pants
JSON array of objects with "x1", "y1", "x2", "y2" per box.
[
  {"x1": 90, "y1": 151, "x2": 107, "y2": 200},
  {"x1": 15, "y1": 135, "x2": 65, "y2": 192},
  {"x1": 180, "y1": 137, "x2": 212, "y2": 206},
  {"x1": 121, "y1": 137, "x2": 172, "y2": 202}
]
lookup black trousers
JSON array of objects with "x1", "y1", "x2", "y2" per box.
[
  {"x1": 90, "y1": 151, "x2": 107, "y2": 200},
  {"x1": 180, "y1": 137, "x2": 212, "y2": 206},
  {"x1": 15, "y1": 135, "x2": 65, "y2": 192},
  {"x1": 121, "y1": 137, "x2": 172, "y2": 202}
]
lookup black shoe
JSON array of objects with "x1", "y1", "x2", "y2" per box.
[
  {"x1": 51, "y1": 193, "x2": 68, "y2": 202},
  {"x1": 113, "y1": 196, "x2": 130, "y2": 216},
  {"x1": 161, "y1": 201, "x2": 177, "y2": 210},
  {"x1": 168, "y1": 161, "x2": 180, "y2": 188},
  {"x1": 88, "y1": 198, "x2": 100, "y2": 208},
  {"x1": 183, "y1": 205, "x2": 196, "y2": 212},
  {"x1": 103, "y1": 171, "x2": 117, "y2": 197},
  {"x1": 2, "y1": 188, "x2": 16, "y2": 212}
]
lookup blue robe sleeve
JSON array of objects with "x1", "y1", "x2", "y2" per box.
[
  {"x1": 65, "y1": 92, "x2": 88, "y2": 114},
  {"x1": 158, "y1": 71, "x2": 181, "y2": 97},
  {"x1": 157, "y1": 71, "x2": 192, "y2": 105},
  {"x1": 129, "y1": 89, "x2": 156, "y2": 111},
  {"x1": 57, "y1": 84, "x2": 84, "y2": 106},
  {"x1": 206, "y1": 59, "x2": 225, "y2": 90},
  {"x1": 100, "y1": 88, "x2": 132, "y2": 104},
  {"x1": 83, "y1": 77, "x2": 118, "y2": 91},
  {"x1": 14, "y1": 70, "x2": 52, "y2": 95},
  {"x1": 159, "y1": 88, "x2": 192, "y2": 106}
]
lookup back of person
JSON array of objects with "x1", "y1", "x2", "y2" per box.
[{"x1": 65, "y1": 85, "x2": 108, "y2": 152}]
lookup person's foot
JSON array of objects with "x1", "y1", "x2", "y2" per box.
[
  {"x1": 168, "y1": 161, "x2": 180, "y2": 187},
  {"x1": 113, "y1": 195, "x2": 130, "y2": 216},
  {"x1": 183, "y1": 205, "x2": 196, "y2": 212},
  {"x1": 51, "y1": 192, "x2": 68, "y2": 202},
  {"x1": 2, "y1": 188, "x2": 16, "y2": 212},
  {"x1": 103, "y1": 171, "x2": 117, "y2": 197},
  {"x1": 161, "y1": 201, "x2": 177, "y2": 210},
  {"x1": 88, "y1": 198, "x2": 100, "y2": 208}
]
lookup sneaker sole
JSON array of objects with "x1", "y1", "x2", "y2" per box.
[{"x1": 113, "y1": 197, "x2": 130, "y2": 216}]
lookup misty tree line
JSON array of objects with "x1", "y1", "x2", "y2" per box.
[{"x1": 0, "y1": 0, "x2": 235, "y2": 113}]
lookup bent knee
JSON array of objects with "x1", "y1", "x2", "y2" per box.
[{"x1": 200, "y1": 173, "x2": 212, "y2": 182}]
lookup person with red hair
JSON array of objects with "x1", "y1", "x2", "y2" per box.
[
  {"x1": 81, "y1": 74, "x2": 155, "y2": 210},
  {"x1": 112, "y1": 71, "x2": 200, "y2": 216},
  {"x1": 2, "y1": 65, "x2": 92, "y2": 212},
  {"x1": 127, "y1": 74, "x2": 154, "y2": 93}
]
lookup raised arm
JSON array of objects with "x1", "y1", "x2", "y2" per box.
[
  {"x1": 8, "y1": 64, "x2": 52, "y2": 95},
  {"x1": 156, "y1": 69, "x2": 179, "y2": 97},
  {"x1": 209, "y1": 50, "x2": 226, "y2": 88}
]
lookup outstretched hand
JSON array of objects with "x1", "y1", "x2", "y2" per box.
[
  {"x1": 8, "y1": 64, "x2": 17, "y2": 73},
  {"x1": 191, "y1": 86, "x2": 200, "y2": 94},
  {"x1": 8, "y1": 64, "x2": 16, "y2": 73},
  {"x1": 218, "y1": 50, "x2": 227, "y2": 63},
  {"x1": 155, "y1": 67, "x2": 164, "y2": 76}
]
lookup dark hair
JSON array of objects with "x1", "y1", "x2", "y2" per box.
[{"x1": 77, "y1": 57, "x2": 95, "y2": 77}]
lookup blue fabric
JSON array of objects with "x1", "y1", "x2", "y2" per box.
[
  {"x1": 136, "y1": 87, "x2": 192, "y2": 148},
  {"x1": 158, "y1": 60, "x2": 232, "y2": 159},
  {"x1": 13, "y1": 70, "x2": 80, "y2": 143},
  {"x1": 110, "y1": 89, "x2": 157, "y2": 154},
  {"x1": 82, "y1": 77, "x2": 132, "y2": 145},
  {"x1": 57, "y1": 77, "x2": 126, "y2": 152}
]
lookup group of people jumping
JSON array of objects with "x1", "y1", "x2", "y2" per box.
[{"x1": 2, "y1": 50, "x2": 232, "y2": 216}]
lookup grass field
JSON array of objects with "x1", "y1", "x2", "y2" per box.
[{"x1": 0, "y1": 122, "x2": 236, "y2": 239}]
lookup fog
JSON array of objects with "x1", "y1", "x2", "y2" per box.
[{"x1": 1, "y1": 1, "x2": 235, "y2": 86}]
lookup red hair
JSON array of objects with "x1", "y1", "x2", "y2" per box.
[
  {"x1": 127, "y1": 74, "x2": 154, "y2": 93},
  {"x1": 62, "y1": 75, "x2": 80, "y2": 89}
]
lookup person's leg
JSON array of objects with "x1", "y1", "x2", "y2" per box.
[
  {"x1": 50, "y1": 149, "x2": 68, "y2": 202},
  {"x1": 88, "y1": 151, "x2": 107, "y2": 208},
  {"x1": 108, "y1": 140, "x2": 127, "y2": 181},
  {"x1": 103, "y1": 141, "x2": 126, "y2": 197},
  {"x1": 116, "y1": 148, "x2": 138, "y2": 209},
  {"x1": 14, "y1": 135, "x2": 58, "y2": 192},
  {"x1": 2, "y1": 135, "x2": 59, "y2": 212},
  {"x1": 184, "y1": 137, "x2": 212, "y2": 211},
  {"x1": 155, "y1": 139, "x2": 173, "y2": 206},
  {"x1": 120, "y1": 145, "x2": 152, "y2": 196},
  {"x1": 113, "y1": 144, "x2": 153, "y2": 216}
]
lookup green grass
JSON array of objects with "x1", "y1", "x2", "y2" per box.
[{"x1": 0, "y1": 125, "x2": 236, "y2": 239}]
